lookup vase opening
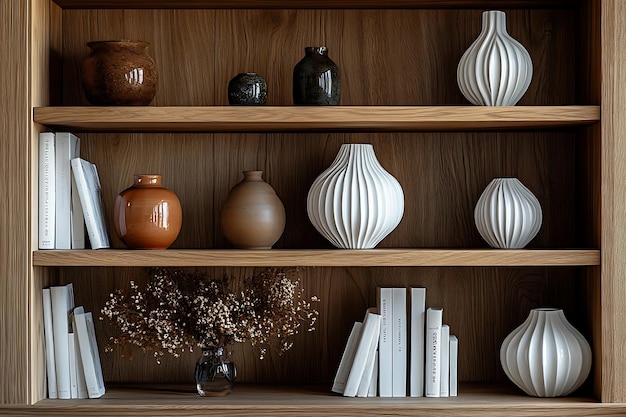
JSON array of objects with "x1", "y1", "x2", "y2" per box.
[
  {"x1": 87, "y1": 40, "x2": 150, "y2": 51},
  {"x1": 305, "y1": 46, "x2": 328, "y2": 55},
  {"x1": 532, "y1": 307, "x2": 561, "y2": 312},
  {"x1": 133, "y1": 174, "x2": 162, "y2": 186},
  {"x1": 242, "y1": 170, "x2": 264, "y2": 181}
]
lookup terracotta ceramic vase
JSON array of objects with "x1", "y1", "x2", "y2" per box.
[
  {"x1": 81, "y1": 40, "x2": 158, "y2": 105},
  {"x1": 221, "y1": 171, "x2": 285, "y2": 249},
  {"x1": 293, "y1": 46, "x2": 340, "y2": 105},
  {"x1": 228, "y1": 72, "x2": 268, "y2": 105},
  {"x1": 113, "y1": 175, "x2": 182, "y2": 249}
]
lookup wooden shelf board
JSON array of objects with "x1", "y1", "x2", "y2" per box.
[
  {"x1": 32, "y1": 249, "x2": 600, "y2": 267},
  {"x1": 4, "y1": 384, "x2": 624, "y2": 416},
  {"x1": 33, "y1": 106, "x2": 600, "y2": 133},
  {"x1": 51, "y1": 1, "x2": 574, "y2": 10}
]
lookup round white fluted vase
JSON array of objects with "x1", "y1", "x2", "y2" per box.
[
  {"x1": 500, "y1": 308, "x2": 592, "y2": 397},
  {"x1": 457, "y1": 10, "x2": 533, "y2": 106},
  {"x1": 474, "y1": 178, "x2": 542, "y2": 248},
  {"x1": 307, "y1": 144, "x2": 404, "y2": 249}
]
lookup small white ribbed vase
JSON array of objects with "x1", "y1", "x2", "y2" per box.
[
  {"x1": 474, "y1": 178, "x2": 542, "y2": 249},
  {"x1": 500, "y1": 308, "x2": 592, "y2": 397},
  {"x1": 307, "y1": 144, "x2": 404, "y2": 249},
  {"x1": 457, "y1": 10, "x2": 533, "y2": 106}
]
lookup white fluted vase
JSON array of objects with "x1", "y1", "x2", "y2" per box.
[
  {"x1": 500, "y1": 308, "x2": 592, "y2": 397},
  {"x1": 474, "y1": 178, "x2": 542, "y2": 249},
  {"x1": 457, "y1": 10, "x2": 533, "y2": 106},
  {"x1": 307, "y1": 144, "x2": 404, "y2": 249}
]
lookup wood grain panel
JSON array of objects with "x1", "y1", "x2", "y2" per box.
[
  {"x1": 600, "y1": 0, "x2": 626, "y2": 403},
  {"x1": 53, "y1": 0, "x2": 575, "y2": 9},
  {"x1": 0, "y1": 0, "x2": 31, "y2": 405},
  {"x1": 60, "y1": 9, "x2": 576, "y2": 106}
]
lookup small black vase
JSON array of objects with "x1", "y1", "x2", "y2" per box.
[
  {"x1": 293, "y1": 46, "x2": 340, "y2": 105},
  {"x1": 228, "y1": 72, "x2": 268, "y2": 105}
]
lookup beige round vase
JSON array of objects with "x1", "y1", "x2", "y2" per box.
[
  {"x1": 113, "y1": 174, "x2": 182, "y2": 249},
  {"x1": 221, "y1": 171, "x2": 286, "y2": 249}
]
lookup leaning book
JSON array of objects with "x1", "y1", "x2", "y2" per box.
[{"x1": 70, "y1": 158, "x2": 110, "y2": 249}]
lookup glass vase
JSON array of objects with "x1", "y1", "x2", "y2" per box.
[{"x1": 194, "y1": 347, "x2": 237, "y2": 396}]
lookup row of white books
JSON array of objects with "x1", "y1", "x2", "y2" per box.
[
  {"x1": 332, "y1": 287, "x2": 458, "y2": 398},
  {"x1": 43, "y1": 283, "x2": 106, "y2": 399},
  {"x1": 38, "y1": 131, "x2": 110, "y2": 250}
]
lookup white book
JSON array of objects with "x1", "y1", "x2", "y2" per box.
[
  {"x1": 425, "y1": 307, "x2": 443, "y2": 398},
  {"x1": 71, "y1": 170, "x2": 86, "y2": 249},
  {"x1": 377, "y1": 287, "x2": 393, "y2": 397},
  {"x1": 357, "y1": 309, "x2": 381, "y2": 397},
  {"x1": 68, "y1": 333, "x2": 78, "y2": 398},
  {"x1": 449, "y1": 335, "x2": 458, "y2": 397},
  {"x1": 344, "y1": 312, "x2": 381, "y2": 397},
  {"x1": 70, "y1": 158, "x2": 110, "y2": 249},
  {"x1": 392, "y1": 287, "x2": 407, "y2": 397},
  {"x1": 42, "y1": 289, "x2": 57, "y2": 399},
  {"x1": 368, "y1": 351, "x2": 378, "y2": 397},
  {"x1": 75, "y1": 332, "x2": 88, "y2": 399},
  {"x1": 38, "y1": 132, "x2": 56, "y2": 249},
  {"x1": 331, "y1": 321, "x2": 363, "y2": 394},
  {"x1": 55, "y1": 132, "x2": 80, "y2": 249},
  {"x1": 440, "y1": 324, "x2": 450, "y2": 397},
  {"x1": 74, "y1": 307, "x2": 106, "y2": 399},
  {"x1": 409, "y1": 287, "x2": 426, "y2": 397},
  {"x1": 50, "y1": 283, "x2": 74, "y2": 399}
]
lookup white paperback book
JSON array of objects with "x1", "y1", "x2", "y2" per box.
[
  {"x1": 71, "y1": 169, "x2": 86, "y2": 249},
  {"x1": 42, "y1": 288, "x2": 57, "y2": 399},
  {"x1": 55, "y1": 132, "x2": 80, "y2": 249},
  {"x1": 391, "y1": 287, "x2": 407, "y2": 397},
  {"x1": 357, "y1": 308, "x2": 381, "y2": 397},
  {"x1": 50, "y1": 283, "x2": 75, "y2": 399},
  {"x1": 449, "y1": 335, "x2": 458, "y2": 397},
  {"x1": 68, "y1": 333, "x2": 78, "y2": 398},
  {"x1": 331, "y1": 321, "x2": 363, "y2": 394},
  {"x1": 38, "y1": 132, "x2": 56, "y2": 249},
  {"x1": 425, "y1": 307, "x2": 443, "y2": 398},
  {"x1": 368, "y1": 351, "x2": 378, "y2": 397},
  {"x1": 74, "y1": 331, "x2": 88, "y2": 399},
  {"x1": 343, "y1": 311, "x2": 381, "y2": 397},
  {"x1": 70, "y1": 158, "x2": 110, "y2": 249},
  {"x1": 409, "y1": 287, "x2": 426, "y2": 397},
  {"x1": 440, "y1": 324, "x2": 450, "y2": 397},
  {"x1": 377, "y1": 287, "x2": 393, "y2": 397},
  {"x1": 74, "y1": 306, "x2": 106, "y2": 398}
]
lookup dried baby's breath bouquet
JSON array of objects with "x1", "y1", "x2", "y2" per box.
[{"x1": 101, "y1": 268, "x2": 319, "y2": 362}]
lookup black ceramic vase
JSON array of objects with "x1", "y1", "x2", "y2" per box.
[
  {"x1": 293, "y1": 46, "x2": 340, "y2": 105},
  {"x1": 228, "y1": 73, "x2": 268, "y2": 105}
]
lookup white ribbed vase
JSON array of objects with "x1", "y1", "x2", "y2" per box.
[
  {"x1": 307, "y1": 144, "x2": 404, "y2": 249},
  {"x1": 457, "y1": 10, "x2": 533, "y2": 106},
  {"x1": 500, "y1": 308, "x2": 592, "y2": 397},
  {"x1": 474, "y1": 178, "x2": 542, "y2": 249}
]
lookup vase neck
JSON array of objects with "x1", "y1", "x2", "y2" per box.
[
  {"x1": 88, "y1": 40, "x2": 149, "y2": 53},
  {"x1": 305, "y1": 46, "x2": 328, "y2": 56},
  {"x1": 243, "y1": 170, "x2": 264, "y2": 182},
  {"x1": 481, "y1": 10, "x2": 508, "y2": 35},
  {"x1": 133, "y1": 174, "x2": 162, "y2": 187}
]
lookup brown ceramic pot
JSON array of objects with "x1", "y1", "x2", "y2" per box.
[
  {"x1": 114, "y1": 175, "x2": 182, "y2": 249},
  {"x1": 221, "y1": 171, "x2": 286, "y2": 249},
  {"x1": 81, "y1": 40, "x2": 157, "y2": 105}
]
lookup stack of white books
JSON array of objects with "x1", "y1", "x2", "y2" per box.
[
  {"x1": 38, "y1": 132, "x2": 110, "y2": 250},
  {"x1": 42, "y1": 283, "x2": 106, "y2": 399},
  {"x1": 332, "y1": 286, "x2": 458, "y2": 398}
]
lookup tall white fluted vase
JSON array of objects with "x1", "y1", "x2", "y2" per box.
[
  {"x1": 457, "y1": 10, "x2": 533, "y2": 106},
  {"x1": 500, "y1": 308, "x2": 592, "y2": 397},
  {"x1": 307, "y1": 144, "x2": 404, "y2": 249},
  {"x1": 474, "y1": 177, "x2": 542, "y2": 248}
]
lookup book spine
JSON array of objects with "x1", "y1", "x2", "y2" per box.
[
  {"x1": 38, "y1": 132, "x2": 55, "y2": 249},
  {"x1": 344, "y1": 312, "x2": 381, "y2": 397},
  {"x1": 68, "y1": 333, "x2": 78, "y2": 398},
  {"x1": 331, "y1": 321, "x2": 363, "y2": 394},
  {"x1": 440, "y1": 324, "x2": 450, "y2": 397},
  {"x1": 42, "y1": 289, "x2": 57, "y2": 399},
  {"x1": 409, "y1": 287, "x2": 426, "y2": 397},
  {"x1": 75, "y1": 331, "x2": 88, "y2": 399},
  {"x1": 85, "y1": 312, "x2": 106, "y2": 396},
  {"x1": 391, "y1": 287, "x2": 407, "y2": 397},
  {"x1": 71, "y1": 158, "x2": 110, "y2": 249},
  {"x1": 368, "y1": 351, "x2": 378, "y2": 397},
  {"x1": 356, "y1": 315, "x2": 381, "y2": 397},
  {"x1": 55, "y1": 133, "x2": 79, "y2": 249},
  {"x1": 425, "y1": 307, "x2": 443, "y2": 398},
  {"x1": 50, "y1": 284, "x2": 74, "y2": 399},
  {"x1": 377, "y1": 287, "x2": 393, "y2": 397},
  {"x1": 71, "y1": 168, "x2": 85, "y2": 249},
  {"x1": 449, "y1": 335, "x2": 458, "y2": 397}
]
